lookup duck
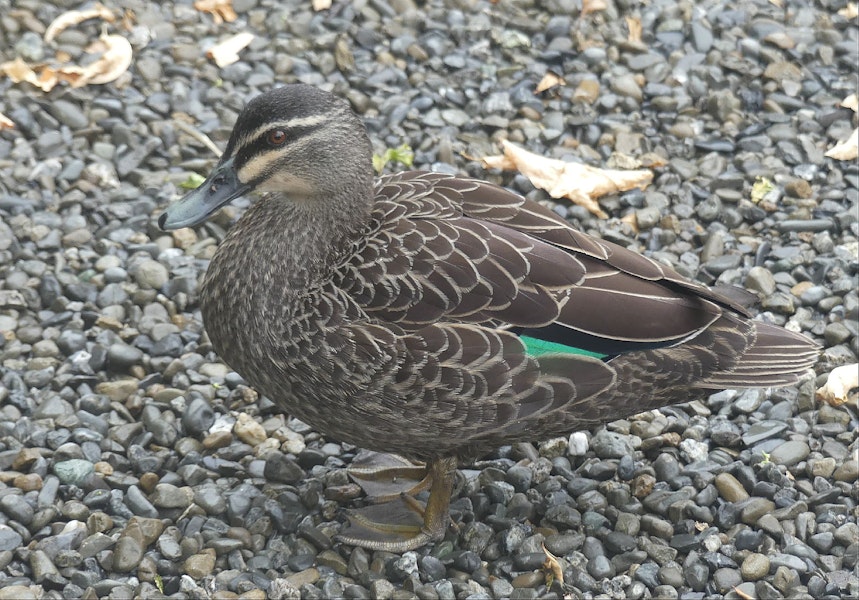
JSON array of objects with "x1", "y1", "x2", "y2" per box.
[{"x1": 158, "y1": 84, "x2": 820, "y2": 552}]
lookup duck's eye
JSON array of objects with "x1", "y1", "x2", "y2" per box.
[{"x1": 266, "y1": 129, "x2": 287, "y2": 146}]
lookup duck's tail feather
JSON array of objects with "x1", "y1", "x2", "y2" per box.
[{"x1": 696, "y1": 320, "x2": 820, "y2": 388}]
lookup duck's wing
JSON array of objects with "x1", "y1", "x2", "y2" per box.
[{"x1": 343, "y1": 171, "x2": 737, "y2": 357}]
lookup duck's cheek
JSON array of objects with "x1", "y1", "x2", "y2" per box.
[{"x1": 253, "y1": 172, "x2": 318, "y2": 197}]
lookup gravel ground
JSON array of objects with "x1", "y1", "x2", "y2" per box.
[{"x1": 1, "y1": 0, "x2": 857, "y2": 598}]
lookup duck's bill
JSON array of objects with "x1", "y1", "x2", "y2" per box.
[{"x1": 158, "y1": 157, "x2": 251, "y2": 230}]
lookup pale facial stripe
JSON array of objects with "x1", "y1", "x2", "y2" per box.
[
  {"x1": 233, "y1": 114, "x2": 329, "y2": 154},
  {"x1": 235, "y1": 125, "x2": 331, "y2": 186}
]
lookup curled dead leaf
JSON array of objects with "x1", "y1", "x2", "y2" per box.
[
  {"x1": 72, "y1": 34, "x2": 133, "y2": 87},
  {"x1": 0, "y1": 58, "x2": 58, "y2": 92},
  {"x1": 535, "y1": 72, "x2": 565, "y2": 94},
  {"x1": 206, "y1": 32, "x2": 255, "y2": 68},
  {"x1": 1, "y1": 33, "x2": 131, "y2": 91},
  {"x1": 825, "y1": 128, "x2": 859, "y2": 161},
  {"x1": 44, "y1": 3, "x2": 115, "y2": 43},
  {"x1": 542, "y1": 543, "x2": 564, "y2": 587},
  {"x1": 838, "y1": 2, "x2": 858, "y2": 19},
  {"x1": 194, "y1": 0, "x2": 238, "y2": 23},
  {"x1": 581, "y1": 0, "x2": 608, "y2": 16},
  {"x1": 620, "y1": 212, "x2": 639, "y2": 235},
  {"x1": 481, "y1": 140, "x2": 653, "y2": 218},
  {"x1": 0, "y1": 112, "x2": 14, "y2": 130},
  {"x1": 816, "y1": 364, "x2": 858, "y2": 407}
]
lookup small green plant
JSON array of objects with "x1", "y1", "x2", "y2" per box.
[{"x1": 373, "y1": 143, "x2": 414, "y2": 174}]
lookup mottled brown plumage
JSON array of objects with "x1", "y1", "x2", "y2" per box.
[{"x1": 159, "y1": 84, "x2": 820, "y2": 551}]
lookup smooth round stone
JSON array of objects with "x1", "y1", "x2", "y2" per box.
[
  {"x1": 52, "y1": 459, "x2": 94, "y2": 486},
  {"x1": 768, "y1": 440, "x2": 810, "y2": 467},
  {"x1": 132, "y1": 259, "x2": 169, "y2": 289},
  {"x1": 715, "y1": 473, "x2": 750, "y2": 502},
  {"x1": 740, "y1": 498, "x2": 775, "y2": 525},
  {"x1": 184, "y1": 551, "x2": 216, "y2": 578},
  {"x1": 590, "y1": 430, "x2": 634, "y2": 459},
  {"x1": 112, "y1": 536, "x2": 144, "y2": 572},
  {"x1": 741, "y1": 553, "x2": 770, "y2": 581}
]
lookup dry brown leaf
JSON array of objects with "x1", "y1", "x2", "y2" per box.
[
  {"x1": 626, "y1": 16, "x2": 643, "y2": 43},
  {"x1": 838, "y1": 2, "x2": 858, "y2": 18},
  {"x1": 195, "y1": 0, "x2": 238, "y2": 23},
  {"x1": 70, "y1": 34, "x2": 133, "y2": 87},
  {"x1": 206, "y1": 32, "x2": 255, "y2": 68},
  {"x1": 1, "y1": 33, "x2": 131, "y2": 91},
  {"x1": 535, "y1": 72, "x2": 565, "y2": 94},
  {"x1": 0, "y1": 57, "x2": 58, "y2": 92},
  {"x1": 621, "y1": 212, "x2": 639, "y2": 235},
  {"x1": 542, "y1": 543, "x2": 564, "y2": 586},
  {"x1": 0, "y1": 113, "x2": 14, "y2": 130},
  {"x1": 639, "y1": 152, "x2": 668, "y2": 168},
  {"x1": 816, "y1": 364, "x2": 858, "y2": 407},
  {"x1": 481, "y1": 140, "x2": 653, "y2": 218},
  {"x1": 581, "y1": 0, "x2": 608, "y2": 16},
  {"x1": 44, "y1": 3, "x2": 115, "y2": 43},
  {"x1": 313, "y1": 0, "x2": 333, "y2": 10},
  {"x1": 841, "y1": 93, "x2": 858, "y2": 113},
  {"x1": 825, "y1": 127, "x2": 859, "y2": 161}
]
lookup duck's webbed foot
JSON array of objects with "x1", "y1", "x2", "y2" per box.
[{"x1": 336, "y1": 455, "x2": 457, "y2": 553}]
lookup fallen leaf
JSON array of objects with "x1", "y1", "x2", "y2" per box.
[
  {"x1": 838, "y1": 2, "x2": 858, "y2": 18},
  {"x1": 206, "y1": 32, "x2": 255, "y2": 68},
  {"x1": 481, "y1": 140, "x2": 653, "y2": 218},
  {"x1": 535, "y1": 72, "x2": 565, "y2": 94},
  {"x1": 542, "y1": 543, "x2": 564, "y2": 587},
  {"x1": 581, "y1": 0, "x2": 608, "y2": 16},
  {"x1": 1, "y1": 32, "x2": 131, "y2": 91},
  {"x1": 825, "y1": 127, "x2": 859, "y2": 161},
  {"x1": 816, "y1": 364, "x2": 858, "y2": 407},
  {"x1": 621, "y1": 212, "x2": 639, "y2": 235},
  {"x1": 750, "y1": 177, "x2": 775, "y2": 204},
  {"x1": 0, "y1": 113, "x2": 14, "y2": 130},
  {"x1": 0, "y1": 57, "x2": 58, "y2": 92},
  {"x1": 0, "y1": 57, "x2": 39, "y2": 85},
  {"x1": 44, "y1": 2, "x2": 115, "y2": 43},
  {"x1": 194, "y1": 0, "x2": 237, "y2": 23},
  {"x1": 313, "y1": 0, "x2": 333, "y2": 10},
  {"x1": 626, "y1": 16, "x2": 643, "y2": 43},
  {"x1": 841, "y1": 93, "x2": 858, "y2": 113},
  {"x1": 71, "y1": 34, "x2": 133, "y2": 86}
]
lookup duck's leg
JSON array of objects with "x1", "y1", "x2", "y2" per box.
[{"x1": 336, "y1": 457, "x2": 457, "y2": 552}]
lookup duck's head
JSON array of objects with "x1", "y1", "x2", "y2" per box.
[{"x1": 159, "y1": 84, "x2": 373, "y2": 230}]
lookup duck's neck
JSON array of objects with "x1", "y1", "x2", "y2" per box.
[{"x1": 219, "y1": 188, "x2": 372, "y2": 293}]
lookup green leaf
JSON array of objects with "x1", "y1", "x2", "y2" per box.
[
  {"x1": 750, "y1": 176, "x2": 774, "y2": 204},
  {"x1": 179, "y1": 173, "x2": 207, "y2": 190}
]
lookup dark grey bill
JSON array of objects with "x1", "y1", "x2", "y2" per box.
[{"x1": 158, "y1": 157, "x2": 250, "y2": 230}]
